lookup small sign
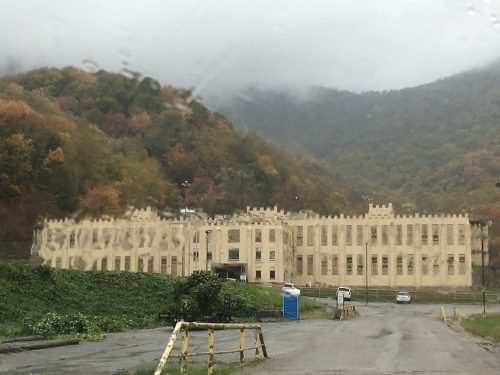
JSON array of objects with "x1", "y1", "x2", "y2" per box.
[
  {"x1": 337, "y1": 294, "x2": 344, "y2": 307},
  {"x1": 240, "y1": 274, "x2": 247, "y2": 282}
]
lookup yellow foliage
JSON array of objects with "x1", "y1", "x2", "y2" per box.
[
  {"x1": 0, "y1": 99, "x2": 42, "y2": 123},
  {"x1": 129, "y1": 112, "x2": 152, "y2": 130},
  {"x1": 258, "y1": 155, "x2": 279, "y2": 177}
]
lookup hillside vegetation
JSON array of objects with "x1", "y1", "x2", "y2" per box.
[
  {"x1": 0, "y1": 264, "x2": 281, "y2": 339},
  {"x1": 218, "y1": 62, "x2": 500, "y2": 261},
  {"x1": 0, "y1": 67, "x2": 346, "y2": 259}
]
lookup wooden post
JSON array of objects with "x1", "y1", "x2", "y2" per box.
[
  {"x1": 239, "y1": 328, "x2": 245, "y2": 364},
  {"x1": 208, "y1": 328, "x2": 214, "y2": 375},
  {"x1": 254, "y1": 329, "x2": 261, "y2": 360},
  {"x1": 180, "y1": 328, "x2": 188, "y2": 374}
]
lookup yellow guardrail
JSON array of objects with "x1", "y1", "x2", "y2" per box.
[{"x1": 154, "y1": 321, "x2": 268, "y2": 375}]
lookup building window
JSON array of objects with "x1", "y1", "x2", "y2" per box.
[
  {"x1": 346, "y1": 255, "x2": 353, "y2": 275},
  {"x1": 171, "y1": 256, "x2": 177, "y2": 275},
  {"x1": 459, "y1": 254, "x2": 466, "y2": 274},
  {"x1": 382, "y1": 256, "x2": 388, "y2": 275},
  {"x1": 421, "y1": 224, "x2": 428, "y2": 245},
  {"x1": 297, "y1": 226, "x2": 303, "y2": 246},
  {"x1": 101, "y1": 257, "x2": 107, "y2": 271},
  {"x1": 270, "y1": 270, "x2": 276, "y2": 280},
  {"x1": 114, "y1": 256, "x2": 121, "y2": 271},
  {"x1": 371, "y1": 225, "x2": 377, "y2": 245},
  {"x1": 256, "y1": 270, "x2": 261, "y2": 279},
  {"x1": 382, "y1": 225, "x2": 388, "y2": 245},
  {"x1": 407, "y1": 225, "x2": 413, "y2": 245},
  {"x1": 124, "y1": 256, "x2": 131, "y2": 271},
  {"x1": 228, "y1": 248, "x2": 240, "y2": 260},
  {"x1": 321, "y1": 225, "x2": 328, "y2": 246},
  {"x1": 69, "y1": 230, "x2": 76, "y2": 248},
  {"x1": 422, "y1": 255, "x2": 428, "y2": 275},
  {"x1": 447, "y1": 255, "x2": 455, "y2": 275},
  {"x1": 458, "y1": 224, "x2": 465, "y2": 245},
  {"x1": 297, "y1": 255, "x2": 303, "y2": 275},
  {"x1": 269, "y1": 250, "x2": 276, "y2": 260},
  {"x1": 193, "y1": 231, "x2": 200, "y2": 243},
  {"x1": 407, "y1": 254, "x2": 414, "y2": 275},
  {"x1": 56, "y1": 257, "x2": 62, "y2": 268},
  {"x1": 307, "y1": 255, "x2": 314, "y2": 275},
  {"x1": 357, "y1": 254, "x2": 364, "y2": 275},
  {"x1": 371, "y1": 255, "x2": 378, "y2": 275},
  {"x1": 346, "y1": 225, "x2": 352, "y2": 246},
  {"x1": 161, "y1": 257, "x2": 168, "y2": 273},
  {"x1": 255, "y1": 229, "x2": 262, "y2": 243},
  {"x1": 433, "y1": 262, "x2": 439, "y2": 275},
  {"x1": 47, "y1": 229, "x2": 53, "y2": 245},
  {"x1": 332, "y1": 255, "x2": 339, "y2": 275},
  {"x1": 228, "y1": 229, "x2": 240, "y2": 243},
  {"x1": 137, "y1": 258, "x2": 144, "y2": 272},
  {"x1": 92, "y1": 229, "x2": 99, "y2": 248},
  {"x1": 321, "y1": 257, "x2": 328, "y2": 275},
  {"x1": 396, "y1": 225, "x2": 402, "y2": 246},
  {"x1": 256, "y1": 249, "x2": 261, "y2": 261},
  {"x1": 193, "y1": 251, "x2": 199, "y2": 261},
  {"x1": 207, "y1": 252, "x2": 212, "y2": 262},
  {"x1": 332, "y1": 225, "x2": 338, "y2": 246},
  {"x1": 138, "y1": 227, "x2": 145, "y2": 248},
  {"x1": 148, "y1": 257, "x2": 154, "y2": 273},
  {"x1": 447, "y1": 224, "x2": 454, "y2": 245},
  {"x1": 269, "y1": 229, "x2": 276, "y2": 242},
  {"x1": 307, "y1": 225, "x2": 314, "y2": 246},
  {"x1": 103, "y1": 228, "x2": 111, "y2": 248},
  {"x1": 432, "y1": 224, "x2": 439, "y2": 245},
  {"x1": 357, "y1": 225, "x2": 363, "y2": 246},
  {"x1": 396, "y1": 256, "x2": 403, "y2": 275}
]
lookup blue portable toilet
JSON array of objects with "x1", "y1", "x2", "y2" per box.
[{"x1": 283, "y1": 294, "x2": 300, "y2": 320}]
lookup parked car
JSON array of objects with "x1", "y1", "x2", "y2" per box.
[
  {"x1": 336, "y1": 286, "x2": 351, "y2": 301},
  {"x1": 396, "y1": 291, "x2": 411, "y2": 304},
  {"x1": 282, "y1": 283, "x2": 301, "y2": 296}
]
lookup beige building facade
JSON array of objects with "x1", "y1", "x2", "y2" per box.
[{"x1": 31, "y1": 204, "x2": 487, "y2": 289}]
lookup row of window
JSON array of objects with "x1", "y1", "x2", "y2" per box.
[
  {"x1": 45, "y1": 255, "x2": 180, "y2": 275},
  {"x1": 295, "y1": 254, "x2": 466, "y2": 276},
  {"x1": 297, "y1": 223, "x2": 466, "y2": 247},
  {"x1": 255, "y1": 269, "x2": 276, "y2": 280}
]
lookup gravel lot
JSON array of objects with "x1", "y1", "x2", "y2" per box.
[{"x1": 1, "y1": 302, "x2": 499, "y2": 375}]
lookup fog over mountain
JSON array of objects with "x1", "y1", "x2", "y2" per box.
[{"x1": 2, "y1": 1, "x2": 500, "y2": 99}]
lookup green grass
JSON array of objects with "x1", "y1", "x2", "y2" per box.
[
  {"x1": 460, "y1": 313, "x2": 500, "y2": 342},
  {"x1": 300, "y1": 300, "x2": 335, "y2": 319}
]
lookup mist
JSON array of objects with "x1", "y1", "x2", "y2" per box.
[{"x1": 2, "y1": 0, "x2": 500, "y2": 99}]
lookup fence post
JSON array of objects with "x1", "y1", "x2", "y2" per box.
[
  {"x1": 254, "y1": 329, "x2": 261, "y2": 360},
  {"x1": 207, "y1": 328, "x2": 214, "y2": 375},
  {"x1": 239, "y1": 328, "x2": 245, "y2": 364},
  {"x1": 258, "y1": 327, "x2": 268, "y2": 358},
  {"x1": 180, "y1": 328, "x2": 188, "y2": 375}
]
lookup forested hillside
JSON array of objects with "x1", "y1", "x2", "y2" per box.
[
  {"x1": 219, "y1": 62, "x2": 500, "y2": 216},
  {"x1": 0, "y1": 67, "x2": 346, "y2": 259}
]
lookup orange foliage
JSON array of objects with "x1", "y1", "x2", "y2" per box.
[
  {"x1": 43, "y1": 147, "x2": 65, "y2": 168},
  {"x1": 80, "y1": 185, "x2": 121, "y2": 218},
  {"x1": 258, "y1": 155, "x2": 279, "y2": 177},
  {"x1": 0, "y1": 99, "x2": 43, "y2": 124},
  {"x1": 462, "y1": 149, "x2": 489, "y2": 167}
]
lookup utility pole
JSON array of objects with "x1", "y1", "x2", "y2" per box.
[
  {"x1": 365, "y1": 241, "x2": 369, "y2": 305},
  {"x1": 205, "y1": 230, "x2": 211, "y2": 272}
]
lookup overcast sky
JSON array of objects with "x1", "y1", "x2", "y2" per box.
[{"x1": 2, "y1": 0, "x2": 500, "y2": 98}]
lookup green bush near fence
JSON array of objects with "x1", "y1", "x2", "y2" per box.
[{"x1": 0, "y1": 264, "x2": 282, "y2": 339}]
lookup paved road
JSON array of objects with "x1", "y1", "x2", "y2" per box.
[{"x1": 1, "y1": 303, "x2": 499, "y2": 374}]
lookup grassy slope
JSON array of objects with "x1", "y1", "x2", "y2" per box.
[{"x1": 461, "y1": 313, "x2": 500, "y2": 342}]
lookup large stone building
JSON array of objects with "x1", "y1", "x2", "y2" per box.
[{"x1": 31, "y1": 204, "x2": 489, "y2": 289}]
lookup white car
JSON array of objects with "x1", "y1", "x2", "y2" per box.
[
  {"x1": 281, "y1": 283, "x2": 301, "y2": 296},
  {"x1": 336, "y1": 286, "x2": 351, "y2": 301},
  {"x1": 396, "y1": 291, "x2": 411, "y2": 304}
]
